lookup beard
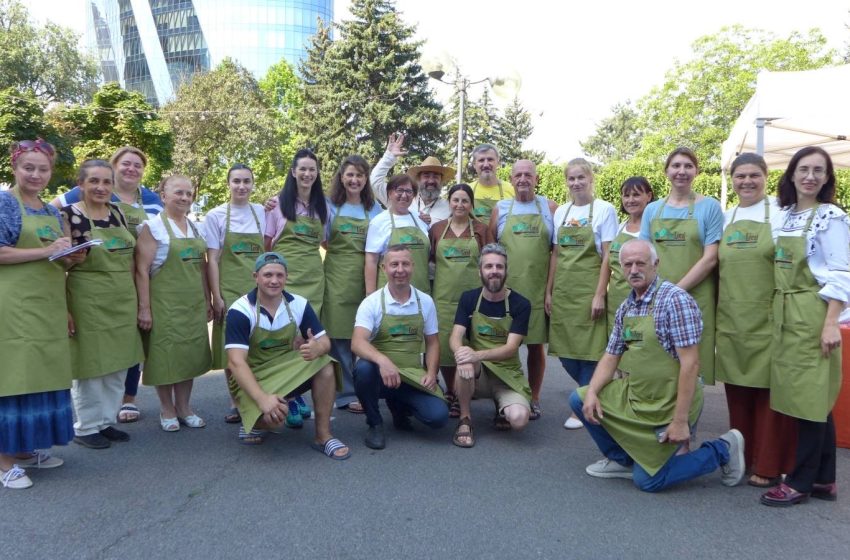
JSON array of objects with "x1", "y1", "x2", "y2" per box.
[
  {"x1": 419, "y1": 186, "x2": 440, "y2": 203},
  {"x1": 480, "y1": 271, "x2": 506, "y2": 293}
]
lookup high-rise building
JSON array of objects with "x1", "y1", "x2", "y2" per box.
[{"x1": 85, "y1": 0, "x2": 333, "y2": 106}]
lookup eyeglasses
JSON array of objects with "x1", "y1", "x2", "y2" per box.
[
  {"x1": 795, "y1": 166, "x2": 826, "y2": 178},
  {"x1": 393, "y1": 188, "x2": 415, "y2": 197},
  {"x1": 17, "y1": 139, "x2": 55, "y2": 156}
]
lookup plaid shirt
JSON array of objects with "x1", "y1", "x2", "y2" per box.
[{"x1": 606, "y1": 276, "x2": 702, "y2": 360}]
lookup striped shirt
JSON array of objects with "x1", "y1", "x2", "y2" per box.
[
  {"x1": 606, "y1": 277, "x2": 702, "y2": 360},
  {"x1": 56, "y1": 186, "x2": 162, "y2": 217}
]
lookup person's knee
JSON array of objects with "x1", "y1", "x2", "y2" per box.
[
  {"x1": 504, "y1": 404, "x2": 529, "y2": 430},
  {"x1": 353, "y1": 360, "x2": 378, "y2": 385},
  {"x1": 421, "y1": 401, "x2": 449, "y2": 429},
  {"x1": 632, "y1": 470, "x2": 663, "y2": 493}
]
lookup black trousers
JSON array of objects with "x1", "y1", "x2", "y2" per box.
[{"x1": 785, "y1": 413, "x2": 836, "y2": 492}]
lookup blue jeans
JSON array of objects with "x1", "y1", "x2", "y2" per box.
[
  {"x1": 124, "y1": 363, "x2": 141, "y2": 397},
  {"x1": 559, "y1": 358, "x2": 596, "y2": 387},
  {"x1": 353, "y1": 359, "x2": 448, "y2": 429},
  {"x1": 331, "y1": 338, "x2": 357, "y2": 408},
  {"x1": 568, "y1": 390, "x2": 729, "y2": 493}
]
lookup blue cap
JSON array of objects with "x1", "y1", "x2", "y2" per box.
[{"x1": 254, "y1": 252, "x2": 288, "y2": 272}]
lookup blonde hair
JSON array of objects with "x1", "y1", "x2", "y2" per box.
[
  {"x1": 159, "y1": 174, "x2": 193, "y2": 195},
  {"x1": 110, "y1": 146, "x2": 148, "y2": 168},
  {"x1": 565, "y1": 157, "x2": 593, "y2": 178}
]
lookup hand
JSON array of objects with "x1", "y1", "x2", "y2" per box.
[
  {"x1": 258, "y1": 393, "x2": 287, "y2": 426},
  {"x1": 821, "y1": 322, "x2": 841, "y2": 357},
  {"x1": 582, "y1": 390, "x2": 603, "y2": 425},
  {"x1": 378, "y1": 357, "x2": 401, "y2": 389},
  {"x1": 138, "y1": 306, "x2": 152, "y2": 331},
  {"x1": 206, "y1": 301, "x2": 214, "y2": 322},
  {"x1": 457, "y1": 362, "x2": 476, "y2": 380},
  {"x1": 662, "y1": 420, "x2": 690, "y2": 444},
  {"x1": 45, "y1": 236, "x2": 72, "y2": 258},
  {"x1": 67, "y1": 313, "x2": 76, "y2": 338},
  {"x1": 298, "y1": 328, "x2": 323, "y2": 361},
  {"x1": 62, "y1": 247, "x2": 87, "y2": 266},
  {"x1": 292, "y1": 332, "x2": 305, "y2": 351},
  {"x1": 419, "y1": 211, "x2": 432, "y2": 225},
  {"x1": 212, "y1": 296, "x2": 226, "y2": 323},
  {"x1": 264, "y1": 197, "x2": 278, "y2": 213},
  {"x1": 544, "y1": 292, "x2": 553, "y2": 316},
  {"x1": 420, "y1": 372, "x2": 438, "y2": 391},
  {"x1": 386, "y1": 132, "x2": 407, "y2": 158},
  {"x1": 591, "y1": 294, "x2": 606, "y2": 321},
  {"x1": 453, "y1": 345, "x2": 478, "y2": 365}
]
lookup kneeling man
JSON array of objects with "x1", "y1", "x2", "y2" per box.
[
  {"x1": 570, "y1": 239, "x2": 743, "y2": 491},
  {"x1": 449, "y1": 243, "x2": 532, "y2": 447},
  {"x1": 352, "y1": 244, "x2": 448, "y2": 450},
  {"x1": 225, "y1": 252, "x2": 350, "y2": 460}
]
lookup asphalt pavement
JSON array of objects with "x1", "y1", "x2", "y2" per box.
[{"x1": 5, "y1": 354, "x2": 849, "y2": 559}]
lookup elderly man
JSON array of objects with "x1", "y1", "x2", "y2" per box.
[
  {"x1": 468, "y1": 144, "x2": 514, "y2": 225},
  {"x1": 370, "y1": 133, "x2": 454, "y2": 225},
  {"x1": 352, "y1": 244, "x2": 449, "y2": 449},
  {"x1": 488, "y1": 160, "x2": 556, "y2": 420},
  {"x1": 449, "y1": 243, "x2": 532, "y2": 447},
  {"x1": 225, "y1": 252, "x2": 350, "y2": 459},
  {"x1": 568, "y1": 239, "x2": 744, "y2": 492}
]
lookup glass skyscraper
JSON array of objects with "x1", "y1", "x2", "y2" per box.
[{"x1": 85, "y1": 0, "x2": 333, "y2": 106}]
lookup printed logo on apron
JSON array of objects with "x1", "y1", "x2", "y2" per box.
[
  {"x1": 774, "y1": 246, "x2": 795, "y2": 269},
  {"x1": 653, "y1": 228, "x2": 686, "y2": 246},
  {"x1": 338, "y1": 222, "x2": 367, "y2": 238},
  {"x1": 473, "y1": 207, "x2": 490, "y2": 218},
  {"x1": 37, "y1": 225, "x2": 60, "y2": 243},
  {"x1": 230, "y1": 240, "x2": 262, "y2": 257},
  {"x1": 398, "y1": 233, "x2": 425, "y2": 247},
  {"x1": 179, "y1": 247, "x2": 204, "y2": 263},
  {"x1": 476, "y1": 323, "x2": 508, "y2": 339},
  {"x1": 442, "y1": 246, "x2": 473, "y2": 262},
  {"x1": 623, "y1": 325, "x2": 645, "y2": 348},
  {"x1": 293, "y1": 223, "x2": 319, "y2": 241},
  {"x1": 103, "y1": 236, "x2": 134, "y2": 254},
  {"x1": 510, "y1": 222, "x2": 541, "y2": 236},
  {"x1": 259, "y1": 337, "x2": 288, "y2": 350},
  {"x1": 388, "y1": 323, "x2": 419, "y2": 338},
  {"x1": 126, "y1": 214, "x2": 142, "y2": 227},
  {"x1": 724, "y1": 230, "x2": 760, "y2": 248},
  {"x1": 557, "y1": 233, "x2": 589, "y2": 248}
]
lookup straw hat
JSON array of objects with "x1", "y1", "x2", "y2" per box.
[{"x1": 407, "y1": 156, "x2": 456, "y2": 185}]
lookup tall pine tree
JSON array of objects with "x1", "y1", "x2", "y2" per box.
[
  {"x1": 497, "y1": 95, "x2": 544, "y2": 164},
  {"x1": 296, "y1": 0, "x2": 444, "y2": 174}
]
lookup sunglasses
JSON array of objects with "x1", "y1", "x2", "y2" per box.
[{"x1": 17, "y1": 139, "x2": 56, "y2": 156}]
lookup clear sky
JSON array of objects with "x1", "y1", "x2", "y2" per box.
[{"x1": 23, "y1": 0, "x2": 850, "y2": 162}]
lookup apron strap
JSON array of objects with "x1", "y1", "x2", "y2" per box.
[{"x1": 254, "y1": 294, "x2": 296, "y2": 332}]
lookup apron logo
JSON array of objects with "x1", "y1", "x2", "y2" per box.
[
  {"x1": 179, "y1": 247, "x2": 203, "y2": 263},
  {"x1": 259, "y1": 338, "x2": 288, "y2": 350},
  {"x1": 398, "y1": 234, "x2": 424, "y2": 247},
  {"x1": 127, "y1": 215, "x2": 142, "y2": 226},
  {"x1": 442, "y1": 246, "x2": 472, "y2": 261},
  {"x1": 511, "y1": 222, "x2": 540, "y2": 237},
  {"x1": 230, "y1": 241, "x2": 262, "y2": 257},
  {"x1": 558, "y1": 234, "x2": 587, "y2": 248},
  {"x1": 37, "y1": 225, "x2": 60, "y2": 243},
  {"x1": 476, "y1": 324, "x2": 508, "y2": 339},
  {"x1": 103, "y1": 237, "x2": 133, "y2": 253},
  {"x1": 725, "y1": 230, "x2": 759, "y2": 247},
  {"x1": 339, "y1": 223, "x2": 367, "y2": 236},
  {"x1": 473, "y1": 206, "x2": 489, "y2": 217},
  {"x1": 293, "y1": 223, "x2": 319, "y2": 241},
  {"x1": 775, "y1": 247, "x2": 794, "y2": 269},
  {"x1": 388, "y1": 324, "x2": 419, "y2": 337},
  {"x1": 654, "y1": 228, "x2": 686, "y2": 245},
  {"x1": 610, "y1": 241, "x2": 622, "y2": 253},
  {"x1": 623, "y1": 326, "x2": 644, "y2": 348}
]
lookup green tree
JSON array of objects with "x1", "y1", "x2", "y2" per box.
[
  {"x1": 0, "y1": 0, "x2": 98, "y2": 102},
  {"x1": 49, "y1": 83, "x2": 173, "y2": 186},
  {"x1": 297, "y1": 0, "x2": 444, "y2": 175},
  {"x1": 163, "y1": 58, "x2": 277, "y2": 206},
  {"x1": 497, "y1": 95, "x2": 544, "y2": 164},
  {"x1": 444, "y1": 87, "x2": 501, "y2": 180},
  {"x1": 580, "y1": 102, "x2": 642, "y2": 163}
]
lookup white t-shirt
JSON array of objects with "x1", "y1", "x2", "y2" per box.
[
  {"x1": 141, "y1": 214, "x2": 203, "y2": 274},
  {"x1": 494, "y1": 195, "x2": 555, "y2": 240},
  {"x1": 617, "y1": 220, "x2": 641, "y2": 238},
  {"x1": 551, "y1": 199, "x2": 619, "y2": 255},
  {"x1": 364, "y1": 210, "x2": 429, "y2": 255},
  {"x1": 202, "y1": 202, "x2": 266, "y2": 250},
  {"x1": 722, "y1": 196, "x2": 783, "y2": 239},
  {"x1": 354, "y1": 285, "x2": 439, "y2": 340}
]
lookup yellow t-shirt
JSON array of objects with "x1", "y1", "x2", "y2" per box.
[{"x1": 470, "y1": 180, "x2": 515, "y2": 201}]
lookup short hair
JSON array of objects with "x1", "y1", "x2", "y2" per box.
[
  {"x1": 385, "y1": 243, "x2": 412, "y2": 256},
  {"x1": 110, "y1": 146, "x2": 148, "y2": 168},
  {"x1": 729, "y1": 152, "x2": 767, "y2": 176},
  {"x1": 618, "y1": 238, "x2": 658, "y2": 266},
  {"x1": 329, "y1": 155, "x2": 376, "y2": 210},
  {"x1": 565, "y1": 157, "x2": 594, "y2": 178},
  {"x1": 159, "y1": 174, "x2": 193, "y2": 195},
  {"x1": 479, "y1": 242, "x2": 508, "y2": 265},
  {"x1": 227, "y1": 163, "x2": 254, "y2": 182},
  {"x1": 619, "y1": 176, "x2": 654, "y2": 214},
  {"x1": 387, "y1": 174, "x2": 417, "y2": 197},
  {"x1": 664, "y1": 147, "x2": 699, "y2": 172},
  {"x1": 77, "y1": 159, "x2": 113, "y2": 185},
  {"x1": 472, "y1": 143, "x2": 500, "y2": 161},
  {"x1": 777, "y1": 146, "x2": 836, "y2": 208},
  {"x1": 446, "y1": 183, "x2": 474, "y2": 205}
]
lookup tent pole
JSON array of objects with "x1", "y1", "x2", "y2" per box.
[{"x1": 756, "y1": 118, "x2": 765, "y2": 155}]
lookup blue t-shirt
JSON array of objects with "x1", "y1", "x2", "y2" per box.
[
  {"x1": 325, "y1": 200, "x2": 383, "y2": 240},
  {"x1": 224, "y1": 288, "x2": 325, "y2": 350},
  {"x1": 0, "y1": 192, "x2": 64, "y2": 247},
  {"x1": 639, "y1": 196, "x2": 723, "y2": 246},
  {"x1": 57, "y1": 185, "x2": 163, "y2": 217}
]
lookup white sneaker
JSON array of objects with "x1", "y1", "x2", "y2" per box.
[
  {"x1": 563, "y1": 416, "x2": 584, "y2": 430},
  {"x1": 585, "y1": 458, "x2": 633, "y2": 479},
  {"x1": 1, "y1": 465, "x2": 33, "y2": 489},
  {"x1": 719, "y1": 429, "x2": 745, "y2": 487},
  {"x1": 16, "y1": 451, "x2": 64, "y2": 469}
]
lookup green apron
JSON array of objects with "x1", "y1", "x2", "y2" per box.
[
  {"x1": 472, "y1": 181, "x2": 505, "y2": 225},
  {"x1": 470, "y1": 290, "x2": 531, "y2": 402},
  {"x1": 322, "y1": 205, "x2": 370, "y2": 339},
  {"x1": 770, "y1": 206, "x2": 842, "y2": 422},
  {"x1": 211, "y1": 204, "x2": 263, "y2": 369},
  {"x1": 500, "y1": 198, "x2": 550, "y2": 344},
  {"x1": 649, "y1": 195, "x2": 717, "y2": 384},
  {"x1": 371, "y1": 289, "x2": 445, "y2": 399},
  {"x1": 578, "y1": 290, "x2": 703, "y2": 475},
  {"x1": 433, "y1": 220, "x2": 481, "y2": 365},
  {"x1": 607, "y1": 222, "x2": 637, "y2": 331},
  {"x1": 0, "y1": 189, "x2": 71, "y2": 396},
  {"x1": 716, "y1": 198, "x2": 773, "y2": 387},
  {"x1": 229, "y1": 298, "x2": 337, "y2": 433},
  {"x1": 142, "y1": 217, "x2": 211, "y2": 385},
  {"x1": 67, "y1": 205, "x2": 144, "y2": 379},
  {"x1": 549, "y1": 202, "x2": 608, "y2": 360},
  {"x1": 378, "y1": 212, "x2": 431, "y2": 295},
  {"x1": 272, "y1": 212, "x2": 325, "y2": 316},
  {"x1": 114, "y1": 188, "x2": 149, "y2": 239}
]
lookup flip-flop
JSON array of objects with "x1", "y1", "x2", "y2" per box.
[
  {"x1": 224, "y1": 407, "x2": 241, "y2": 424},
  {"x1": 345, "y1": 401, "x2": 365, "y2": 414},
  {"x1": 118, "y1": 404, "x2": 140, "y2": 423},
  {"x1": 748, "y1": 475, "x2": 782, "y2": 488},
  {"x1": 311, "y1": 437, "x2": 351, "y2": 461},
  {"x1": 238, "y1": 426, "x2": 266, "y2": 445}
]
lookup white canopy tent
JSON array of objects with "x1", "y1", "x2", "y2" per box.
[{"x1": 720, "y1": 65, "x2": 850, "y2": 207}]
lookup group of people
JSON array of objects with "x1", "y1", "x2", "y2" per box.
[{"x1": 0, "y1": 136, "x2": 845, "y2": 510}]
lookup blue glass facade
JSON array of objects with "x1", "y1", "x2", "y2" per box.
[{"x1": 85, "y1": 0, "x2": 333, "y2": 106}]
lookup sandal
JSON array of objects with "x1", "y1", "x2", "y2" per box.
[
  {"x1": 453, "y1": 417, "x2": 475, "y2": 448},
  {"x1": 238, "y1": 426, "x2": 266, "y2": 445},
  {"x1": 493, "y1": 413, "x2": 511, "y2": 431},
  {"x1": 748, "y1": 474, "x2": 782, "y2": 488},
  {"x1": 178, "y1": 414, "x2": 206, "y2": 429},
  {"x1": 529, "y1": 400, "x2": 542, "y2": 421},
  {"x1": 311, "y1": 437, "x2": 351, "y2": 460},
  {"x1": 345, "y1": 401, "x2": 365, "y2": 414},
  {"x1": 446, "y1": 392, "x2": 461, "y2": 419},
  {"x1": 224, "y1": 407, "x2": 241, "y2": 424},
  {"x1": 118, "y1": 404, "x2": 140, "y2": 423},
  {"x1": 159, "y1": 415, "x2": 180, "y2": 432}
]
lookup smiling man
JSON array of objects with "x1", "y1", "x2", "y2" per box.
[
  {"x1": 468, "y1": 144, "x2": 514, "y2": 225},
  {"x1": 568, "y1": 239, "x2": 745, "y2": 492},
  {"x1": 352, "y1": 244, "x2": 448, "y2": 449}
]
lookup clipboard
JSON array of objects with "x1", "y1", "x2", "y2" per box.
[{"x1": 48, "y1": 239, "x2": 103, "y2": 261}]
